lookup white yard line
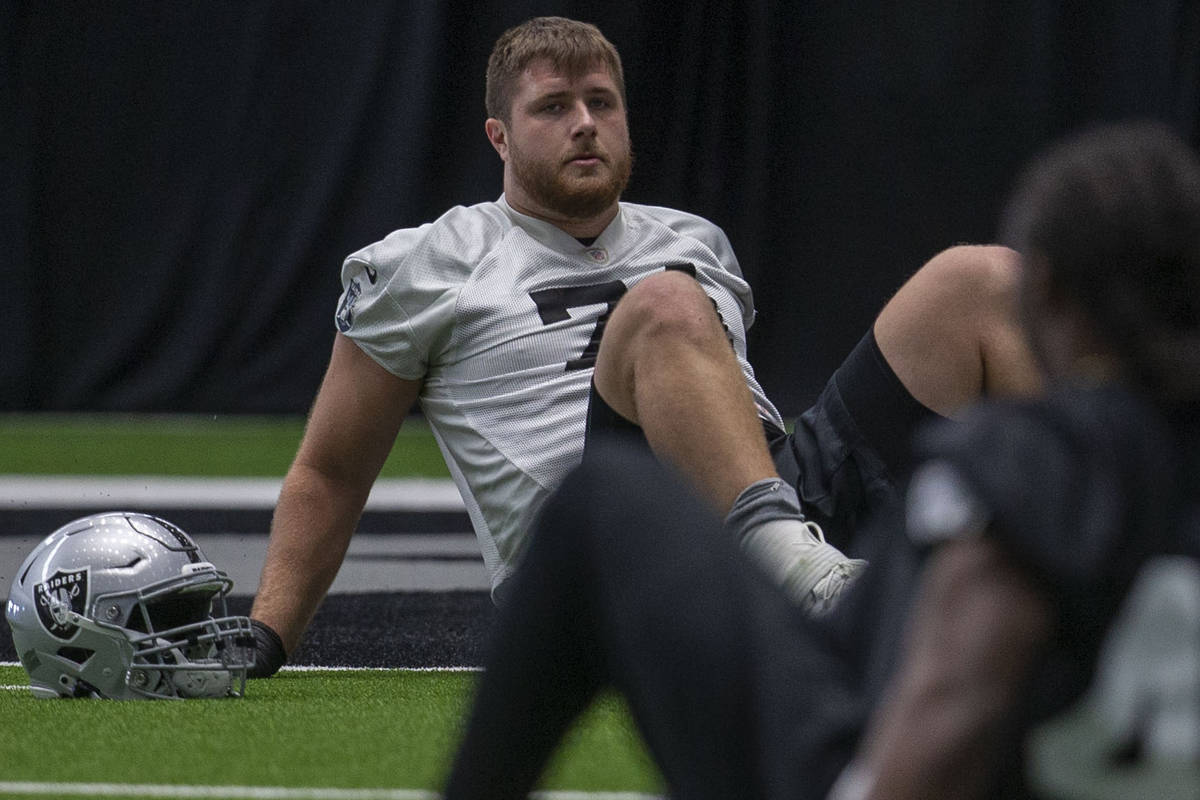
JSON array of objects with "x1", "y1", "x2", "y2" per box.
[
  {"x1": 0, "y1": 783, "x2": 662, "y2": 800},
  {"x1": 0, "y1": 663, "x2": 482, "y2": 686},
  {"x1": 279, "y1": 665, "x2": 483, "y2": 672},
  {"x1": 0, "y1": 784, "x2": 437, "y2": 800},
  {"x1": 0, "y1": 476, "x2": 462, "y2": 511}
]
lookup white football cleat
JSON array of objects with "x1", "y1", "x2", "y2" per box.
[{"x1": 742, "y1": 518, "x2": 867, "y2": 615}]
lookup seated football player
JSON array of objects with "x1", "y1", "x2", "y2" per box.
[{"x1": 247, "y1": 16, "x2": 1039, "y2": 677}]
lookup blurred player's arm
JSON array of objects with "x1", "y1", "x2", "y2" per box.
[
  {"x1": 831, "y1": 537, "x2": 1054, "y2": 800},
  {"x1": 249, "y1": 333, "x2": 422, "y2": 672}
]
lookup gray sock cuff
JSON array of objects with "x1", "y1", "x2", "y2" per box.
[{"x1": 725, "y1": 477, "x2": 804, "y2": 539}]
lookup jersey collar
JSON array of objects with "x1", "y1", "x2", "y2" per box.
[{"x1": 498, "y1": 194, "x2": 629, "y2": 260}]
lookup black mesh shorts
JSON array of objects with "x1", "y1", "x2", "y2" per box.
[
  {"x1": 584, "y1": 328, "x2": 939, "y2": 556},
  {"x1": 771, "y1": 329, "x2": 939, "y2": 554}
]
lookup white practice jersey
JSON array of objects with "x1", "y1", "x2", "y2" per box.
[{"x1": 335, "y1": 195, "x2": 783, "y2": 591}]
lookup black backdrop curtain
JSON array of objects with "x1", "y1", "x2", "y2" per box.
[{"x1": 3, "y1": 1, "x2": 1197, "y2": 415}]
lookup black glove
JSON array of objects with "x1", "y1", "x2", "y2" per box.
[{"x1": 246, "y1": 618, "x2": 288, "y2": 678}]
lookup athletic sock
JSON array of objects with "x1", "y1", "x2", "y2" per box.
[
  {"x1": 741, "y1": 519, "x2": 858, "y2": 599},
  {"x1": 728, "y1": 478, "x2": 864, "y2": 612},
  {"x1": 727, "y1": 477, "x2": 817, "y2": 585},
  {"x1": 725, "y1": 477, "x2": 806, "y2": 537}
]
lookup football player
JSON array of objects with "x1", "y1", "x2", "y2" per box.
[{"x1": 246, "y1": 16, "x2": 1039, "y2": 676}]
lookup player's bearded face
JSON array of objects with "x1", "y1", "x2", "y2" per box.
[
  {"x1": 508, "y1": 122, "x2": 633, "y2": 220},
  {"x1": 499, "y1": 60, "x2": 634, "y2": 222}
]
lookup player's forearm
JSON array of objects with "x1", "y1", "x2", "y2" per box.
[
  {"x1": 250, "y1": 463, "x2": 371, "y2": 653},
  {"x1": 841, "y1": 674, "x2": 1014, "y2": 799},
  {"x1": 839, "y1": 539, "x2": 1053, "y2": 800}
]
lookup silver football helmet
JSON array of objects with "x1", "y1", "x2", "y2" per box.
[{"x1": 5, "y1": 512, "x2": 253, "y2": 699}]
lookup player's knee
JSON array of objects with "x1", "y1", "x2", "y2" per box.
[
  {"x1": 596, "y1": 272, "x2": 717, "y2": 401},
  {"x1": 923, "y1": 244, "x2": 1021, "y2": 312},
  {"x1": 609, "y1": 270, "x2": 718, "y2": 347},
  {"x1": 929, "y1": 246, "x2": 1040, "y2": 396}
]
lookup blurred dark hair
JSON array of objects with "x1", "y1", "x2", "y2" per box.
[{"x1": 999, "y1": 120, "x2": 1200, "y2": 407}]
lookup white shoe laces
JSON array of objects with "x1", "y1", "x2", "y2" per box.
[
  {"x1": 797, "y1": 520, "x2": 864, "y2": 611},
  {"x1": 811, "y1": 560, "x2": 858, "y2": 607},
  {"x1": 741, "y1": 518, "x2": 865, "y2": 614},
  {"x1": 800, "y1": 519, "x2": 827, "y2": 543}
]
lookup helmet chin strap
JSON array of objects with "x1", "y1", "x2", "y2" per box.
[
  {"x1": 172, "y1": 665, "x2": 235, "y2": 698},
  {"x1": 141, "y1": 639, "x2": 236, "y2": 699},
  {"x1": 57, "y1": 673, "x2": 102, "y2": 699}
]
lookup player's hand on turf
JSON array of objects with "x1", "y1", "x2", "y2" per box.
[{"x1": 247, "y1": 618, "x2": 288, "y2": 678}]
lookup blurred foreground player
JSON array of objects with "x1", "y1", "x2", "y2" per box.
[
  {"x1": 247, "y1": 16, "x2": 1038, "y2": 676},
  {"x1": 443, "y1": 121, "x2": 1200, "y2": 799},
  {"x1": 5, "y1": 512, "x2": 253, "y2": 699}
]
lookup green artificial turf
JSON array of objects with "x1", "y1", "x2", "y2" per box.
[
  {"x1": 0, "y1": 665, "x2": 663, "y2": 797},
  {"x1": 0, "y1": 418, "x2": 665, "y2": 797},
  {"x1": 0, "y1": 415, "x2": 449, "y2": 478}
]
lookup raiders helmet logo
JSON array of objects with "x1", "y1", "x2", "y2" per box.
[
  {"x1": 34, "y1": 568, "x2": 89, "y2": 640},
  {"x1": 336, "y1": 278, "x2": 362, "y2": 332}
]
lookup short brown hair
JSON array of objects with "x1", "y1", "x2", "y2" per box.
[{"x1": 485, "y1": 16, "x2": 625, "y2": 123}]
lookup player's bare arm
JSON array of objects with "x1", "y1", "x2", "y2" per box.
[
  {"x1": 845, "y1": 537, "x2": 1054, "y2": 800},
  {"x1": 251, "y1": 333, "x2": 422, "y2": 655}
]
